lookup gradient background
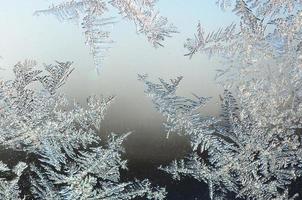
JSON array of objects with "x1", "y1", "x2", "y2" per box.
[{"x1": 0, "y1": 1, "x2": 237, "y2": 198}]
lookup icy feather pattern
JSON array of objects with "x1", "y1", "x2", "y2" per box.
[
  {"x1": 31, "y1": 133, "x2": 166, "y2": 200},
  {"x1": 141, "y1": 77, "x2": 302, "y2": 199},
  {"x1": 140, "y1": 0, "x2": 302, "y2": 199},
  {"x1": 35, "y1": 0, "x2": 177, "y2": 73},
  {"x1": 0, "y1": 162, "x2": 27, "y2": 200},
  {"x1": 184, "y1": 22, "x2": 238, "y2": 59},
  {"x1": 34, "y1": 1, "x2": 113, "y2": 73},
  {"x1": 138, "y1": 74, "x2": 215, "y2": 148},
  {"x1": 185, "y1": 0, "x2": 302, "y2": 130},
  {"x1": 0, "y1": 60, "x2": 166, "y2": 199},
  {"x1": 108, "y1": 0, "x2": 177, "y2": 47}
]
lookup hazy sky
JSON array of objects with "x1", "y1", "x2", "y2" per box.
[{"x1": 0, "y1": 0, "x2": 238, "y2": 160}]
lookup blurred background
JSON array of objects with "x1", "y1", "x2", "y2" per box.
[{"x1": 0, "y1": 1, "x2": 237, "y2": 198}]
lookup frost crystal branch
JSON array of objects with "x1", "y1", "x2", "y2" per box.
[
  {"x1": 141, "y1": 0, "x2": 302, "y2": 199},
  {"x1": 185, "y1": 0, "x2": 302, "y2": 134},
  {"x1": 141, "y1": 77, "x2": 302, "y2": 199},
  {"x1": 0, "y1": 161, "x2": 27, "y2": 200},
  {"x1": 35, "y1": 0, "x2": 177, "y2": 73},
  {"x1": 0, "y1": 60, "x2": 166, "y2": 199}
]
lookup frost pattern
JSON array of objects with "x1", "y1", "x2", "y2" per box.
[
  {"x1": 0, "y1": 161, "x2": 27, "y2": 200},
  {"x1": 141, "y1": 0, "x2": 302, "y2": 199},
  {"x1": 185, "y1": 0, "x2": 302, "y2": 130},
  {"x1": 140, "y1": 76, "x2": 302, "y2": 199},
  {"x1": 34, "y1": 0, "x2": 177, "y2": 73},
  {"x1": 0, "y1": 60, "x2": 166, "y2": 199}
]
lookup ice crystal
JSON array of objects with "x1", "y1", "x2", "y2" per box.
[
  {"x1": 185, "y1": 0, "x2": 302, "y2": 130},
  {"x1": 30, "y1": 133, "x2": 166, "y2": 200},
  {"x1": 0, "y1": 60, "x2": 166, "y2": 199},
  {"x1": 35, "y1": 0, "x2": 177, "y2": 73},
  {"x1": 0, "y1": 161, "x2": 27, "y2": 200},
  {"x1": 141, "y1": 76, "x2": 302, "y2": 199},
  {"x1": 140, "y1": 1, "x2": 302, "y2": 199}
]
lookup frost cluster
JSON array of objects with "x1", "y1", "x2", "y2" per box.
[
  {"x1": 34, "y1": 0, "x2": 177, "y2": 73},
  {"x1": 141, "y1": 0, "x2": 302, "y2": 199},
  {"x1": 0, "y1": 60, "x2": 166, "y2": 199}
]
